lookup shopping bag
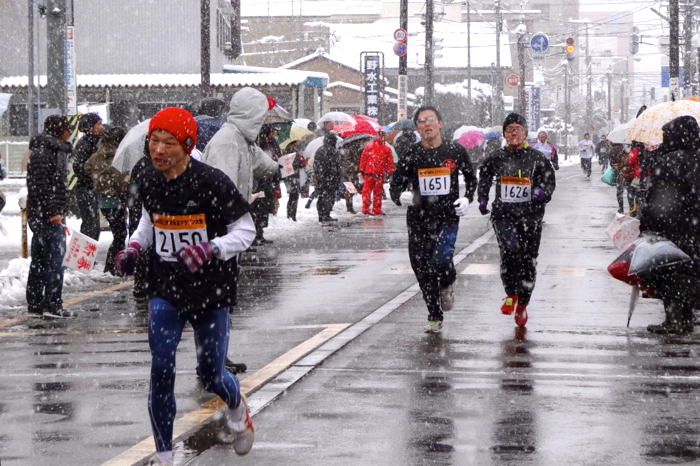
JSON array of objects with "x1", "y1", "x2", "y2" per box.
[
  {"x1": 606, "y1": 213, "x2": 640, "y2": 251},
  {"x1": 63, "y1": 227, "x2": 99, "y2": 271},
  {"x1": 600, "y1": 166, "x2": 616, "y2": 186}
]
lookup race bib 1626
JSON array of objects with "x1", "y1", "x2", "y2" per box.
[{"x1": 500, "y1": 176, "x2": 532, "y2": 203}]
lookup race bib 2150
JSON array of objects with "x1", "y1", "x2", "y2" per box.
[{"x1": 152, "y1": 213, "x2": 208, "y2": 261}]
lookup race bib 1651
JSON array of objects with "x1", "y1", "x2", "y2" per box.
[{"x1": 418, "y1": 167, "x2": 451, "y2": 196}]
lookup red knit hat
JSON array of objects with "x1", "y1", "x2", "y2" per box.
[{"x1": 148, "y1": 107, "x2": 198, "y2": 154}]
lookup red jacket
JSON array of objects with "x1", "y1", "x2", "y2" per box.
[
  {"x1": 358, "y1": 138, "x2": 395, "y2": 176},
  {"x1": 627, "y1": 146, "x2": 641, "y2": 179}
]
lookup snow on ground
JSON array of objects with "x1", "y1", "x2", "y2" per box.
[{"x1": 0, "y1": 180, "x2": 367, "y2": 313}]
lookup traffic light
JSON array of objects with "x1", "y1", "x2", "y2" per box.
[
  {"x1": 630, "y1": 26, "x2": 640, "y2": 55},
  {"x1": 565, "y1": 37, "x2": 575, "y2": 61}
]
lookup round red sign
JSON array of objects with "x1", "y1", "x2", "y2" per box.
[{"x1": 505, "y1": 73, "x2": 520, "y2": 87}]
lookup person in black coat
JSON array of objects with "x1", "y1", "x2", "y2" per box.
[
  {"x1": 477, "y1": 113, "x2": 556, "y2": 327},
  {"x1": 389, "y1": 106, "x2": 477, "y2": 333},
  {"x1": 394, "y1": 128, "x2": 417, "y2": 161},
  {"x1": 314, "y1": 132, "x2": 341, "y2": 222},
  {"x1": 640, "y1": 115, "x2": 700, "y2": 334},
  {"x1": 26, "y1": 115, "x2": 73, "y2": 318},
  {"x1": 72, "y1": 113, "x2": 103, "y2": 240}
]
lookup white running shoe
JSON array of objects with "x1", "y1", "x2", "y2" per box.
[
  {"x1": 439, "y1": 284, "x2": 454, "y2": 311},
  {"x1": 424, "y1": 320, "x2": 443, "y2": 333},
  {"x1": 151, "y1": 450, "x2": 173, "y2": 465},
  {"x1": 225, "y1": 395, "x2": 255, "y2": 456}
]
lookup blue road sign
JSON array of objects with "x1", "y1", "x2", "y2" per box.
[{"x1": 530, "y1": 33, "x2": 549, "y2": 53}]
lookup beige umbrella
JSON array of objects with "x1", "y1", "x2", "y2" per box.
[{"x1": 626, "y1": 99, "x2": 700, "y2": 146}]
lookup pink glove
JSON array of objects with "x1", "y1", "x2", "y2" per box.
[
  {"x1": 115, "y1": 242, "x2": 142, "y2": 276},
  {"x1": 173, "y1": 242, "x2": 214, "y2": 273}
]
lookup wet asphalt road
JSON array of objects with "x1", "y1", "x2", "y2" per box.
[{"x1": 1, "y1": 163, "x2": 699, "y2": 465}]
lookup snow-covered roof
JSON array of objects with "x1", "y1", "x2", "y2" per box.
[
  {"x1": 282, "y1": 51, "x2": 359, "y2": 72},
  {"x1": 242, "y1": 0, "x2": 382, "y2": 17},
  {"x1": 0, "y1": 71, "x2": 329, "y2": 89},
  {"x1": 325, "y1": 19, "x2": 512, "y2": 71},
  {"x1": 327, "y1": 81, "x2": 362, "y2": 92}
]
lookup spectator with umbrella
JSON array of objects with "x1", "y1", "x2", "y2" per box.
[{"x1": 639, "y1": 115, "x2": 700, "y2": 335}]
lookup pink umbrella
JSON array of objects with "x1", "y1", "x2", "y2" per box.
[{"x1": 457, "y1": 130, "x2": 485, "y2": 150}]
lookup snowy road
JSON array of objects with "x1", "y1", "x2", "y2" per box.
[{"x1": 1, "y1": 164, "x2": 698, "y2": 465}]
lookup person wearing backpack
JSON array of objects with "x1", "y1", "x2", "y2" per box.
[{"x1": 84, "y1": 127, "x2": 129, "y2": 275}]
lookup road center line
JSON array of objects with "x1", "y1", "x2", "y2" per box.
[
  {"x1": 101, "y1": 323, "x2": 350, "y2": 466},
  {"x1": 102, "y1": 228, "x2": 496, "y2": 465}
]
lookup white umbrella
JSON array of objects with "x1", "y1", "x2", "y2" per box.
[
  {"x1": 112, "y1": 119, "x2": 150, "y2": 173},
  {"x1": 607, "y1": 120, "x2": 634, "y2": 144},
  {"x1": 452, "y1": 125, "x2": 482, "y2": 140},
  {"x1": 303, "y1": 135, "x2": 343, "y2": 167},
  {"x1": 293, "y1": 118, "x2": 312, "y2": 129},
  {"x1": 317, "y1": 111, "x2": 356, "y2": 125}
]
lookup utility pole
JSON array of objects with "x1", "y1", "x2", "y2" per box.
[
  {"x1": 494, "y1": 0, "x2": 503, "y2": 122},
  {"x1": 607, "y1": 72, "x2": 612, "y2": 122},
  {"x1": 585, "y1": 24, "x2": 592, "y2": 131},
  {"x1": 620, "y1": 80, "x2": 626, "y2": 121},
  {"x1": 682, "y1": 0, "x2": 693, "y2": 95},
  {"x1": 424, "y1": 0, "x2": 434, "y2": 105},
  {"x1": 564, "y1": 65, "x2": 570, "y2": 159},
  {"x1": 669, "y1": 0, "x2": 680, "y2": 98},
  {"x1": 200, "y1": 0, "x2": 211, "y2": 96},
  {"x1": 46, "y1": 0, "x2": 66, "y2": 113},
  {"x1": 466, "y1": 1, "x2": 473, "y2": 102},
  {"x1": 398, "y1": 0, "x2": 408, "y2": 119},
  {"x1": 27, "y1": 0, "x2": 37, "y2": 137},
  {"x1": 517, "y1": 30, "x2": 526, "y2": 115}
]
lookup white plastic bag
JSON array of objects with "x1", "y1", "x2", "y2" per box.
[{"x1": 606, "y1": 213, "x2": 640, "y2": 251}]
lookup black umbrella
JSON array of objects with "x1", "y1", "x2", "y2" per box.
[{"x1": 629, "y1": 235, "x2": 692, "y2": 278}]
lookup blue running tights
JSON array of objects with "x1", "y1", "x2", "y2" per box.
[{"x1": 148, "y1": 297, "x2": 241, "y2": 452}]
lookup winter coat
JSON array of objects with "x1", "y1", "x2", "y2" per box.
[
  {"x1": 609, "y1": 144, "x2": 629, "y2": 184},
  {"x1": 627, "y1": 146, "x2": 642, "y2": 180},
  {"x1": 394, "y1": 130, "x2": 416, "y2": 161},
  {"x1": 390, "y1": 140, "x2": 477, "y2": 223},
  {"x1": 477, "y1": 144, "x2": 556, "y2": 221},
  {"x1": 314, "y1": 133, "x2": 341, "y2": 190},
  {"x1": 595, "y1": 140, "x2": 612, "y2": 159},
  {"x1": 72, "y1": 133, "x2": 101, "y2": 189},
  {"x1": 640, "y1": 148, "x2": 700, "y2": 262},
  {"x1": 339, "y1": 139, "x2": 367, "y2": 182},
  {"x1": 578, "y1": 139, "x2": 594, "y2": 159},
  {"x1": 27, "y1": 133, "x2": 71, "y2": 222},
  {"x1": 202, "y1": 87, "x2": 279, "y2": 202},
  {"x1": 640, "y1": 116, "x2": 700, "y2": 263},
  {"x1": 84, "y1": 138, "x2": 129, "y2": 201},
  {"x1": 358, "y1": 138, "x2": 395, "y2": 176}
]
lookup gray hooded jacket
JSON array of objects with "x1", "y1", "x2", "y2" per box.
[{"x1": 202, "y1": 87, "x2": 278, "y2": 201}]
